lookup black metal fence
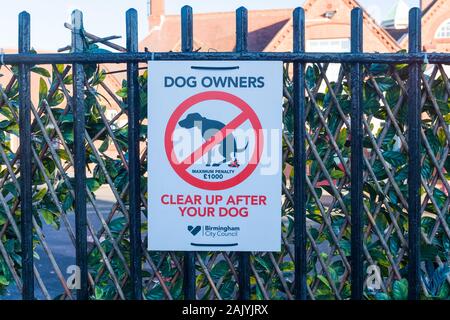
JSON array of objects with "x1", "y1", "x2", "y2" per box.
[{"x1": 0, "y1": 6, "x2": 449, "y2": 300}]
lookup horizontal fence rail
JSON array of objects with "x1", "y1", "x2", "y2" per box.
[
  {"x1": 0, "y1": 5, "x2": 448, "y2": 301},
  {"x1": 1, "y1": 52, "x2": 450, "y2": 64}
]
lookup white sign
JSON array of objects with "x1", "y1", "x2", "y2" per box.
[{"x1": 147, "y1": 61, "x2": 282, "y2": 251}]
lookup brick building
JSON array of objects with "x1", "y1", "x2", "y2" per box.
[
  {"x1": 395, "y1": 0, "x2": 450, "y2": 52},
  {"x1": 2, "y1": 0, "x2": 449, "y2": 154},
  {"x1": 141, "y1": 0, "x2": 450, "y2": 53}
]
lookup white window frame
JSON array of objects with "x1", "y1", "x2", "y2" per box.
[
  {"x1": 306, "y1": 38, "x2": 350, "y2": 52},
  {"x1": 436, "y1": 19, "x2": 450, "y2": 39}
]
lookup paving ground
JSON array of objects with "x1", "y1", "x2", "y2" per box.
[
  {"x1": 4, "y1": 185, "x2": 115, "y2": 300},
  {"x1": 2, "y1": 186, "x2": 335, "y2": 299}
]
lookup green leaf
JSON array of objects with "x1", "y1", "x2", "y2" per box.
[
  {"x1": 62, "y1": 193, "x2": 74, "y2": 211},
  {"x1": 382, "y1": 150, "x2": 406, "y2": 167},
  {"x1": 437, "y1": 127, "x2": 446, "y2": 147},
  {"x1": 369, "y1": 64, "x2": 388, "y2": 75},
  {"x1": 5, "y1": 123, "x2": 19, "y2": 136},
  {"x1": 39, "y1": 78, "x2": 48, "y2": 102},
  {"x1": 116, "y1": 87, "x2": 127, "y2": 98},
  {"x1": 63, "y1": 74, "x2": 73, "y2": 85},
  {"x1": 392, "y1": 279, "x2": 408, "y2": 300},
  {"x1": 0, "y1": 213, "x2": 6, "y2": 226},
  {"x1": 317, "y1": 275, "x2": 332, "y2": 291},
  {"x1": 330, "y1": 168, "x2": 345, "y2": 179},
  {"x1": 389, "y1": 236, "x2": 399, "y2": 255},
  {"x1": 438, "y1": 281, "x2": 450, "y2": 299},
  {"x1": 62, "y1": 129, "x2": 74, "y2": 144},
  {"x1": 0, "y1": 106, "x2": 15, "y2": 121},
  {"x1": 445, "y1": 157, "x2": 450, "y2": 175},
  {"x1": 218, "y1": 279, "x2": 235, "y2": 299},
  {"x1": 337, "y1": 128, "x2": 347, "y2": 147},
  {"x1": 0, "y1": 275, "x2": 10, "y2": 286},
  {"x1": 435, "y1": 99, "x2": 450, "y2": 115},
  {"x1": 31, "y1": 66, "x2": 50, "y2": 77},
  {"x1": 2, "y1": 182, "x2": 18, "y2": 198},
  {"x1": 94, "y1": 286, "x2": 104, "y2": 299},
  {"x1": 48, "y1": 91, "x2": 65, "y2": 107},
  {"x1": 86, "y1": 178, "x2": 101, "y2": 192},
  {"x1": 40, "y1": 209, "x2": 54, "y2": 226},
  {"x1": 98, "y1": 137, "x2": 110, "y2": 153},
  {"x1": 254, "y1": 256, "x2": 271, "y2": 272},
  {"x1": 394, "y1": 165, "x2": 408, "y2": 183},
  {"x1": 386, "y1": 87, "x2": 400, "y2": 110},
  {"x1": 444, "y1": 113, "x2": 450, "y2": 125},
  {"x1": 375, "y1": 292, "x2": 390, "y2": 300},
  {"x1": 279, "y1": 261, "x2": 294, "y2": 273},
  {"x1": 56, "y1": 149, "x2": 71, "y2": 161},
  {"x1": 146, "y1": 284, "x2": 165, "y2": 299},
  {"x1": 421, "y1": 158, "x2": 433, "y2": 180},
  {"x1": 432, "y1": 188, "x2": 447, "y2": 208},
  {"x1": 375, "y1": 77, "x2": 396, "y2": 92},
  {"x1": 33, "y1": 188, "x2": 47, "y2": 202},
  {"x1": 108, "y1": 217, "x2": 126, "y2": 234},
  {"x1": 305, "y1": 65, "x2": 318, "y2": 90},
  {"x1": 0, "y1": 120, "x2": 11, "y2": 129},
  {"x1": 425, "y1": 128, "x2": 443, "y2": 155},
  {"x1": 210, "y1": 260, "x2": 228, "y2": 282},
  {"x1": 195, "y1": 273, "x2": 205, "y2": 288},
  {"x1": 55, "y1": 64, "x2": 65, "y2": 74},
  {"x1": 59, "y1": 114, "x2": 74, "y2": 124},
  {"x1": 91, "y1": 69, "x2": 106, "y2": 86},
  {"x1": 364, "y1": 97, "x2": 381, "y2": 115}
]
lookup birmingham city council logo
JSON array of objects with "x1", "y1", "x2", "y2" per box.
[{"x1": 188, "y1": 225, "x2": 201, "y2": 236}]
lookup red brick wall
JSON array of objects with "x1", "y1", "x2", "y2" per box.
[
  {"x1": 269, "y1": 0, "x2": 400, "y2": 52},
  {"x1": 421, "y1": 0, "x2": 450, "y2": 52}
]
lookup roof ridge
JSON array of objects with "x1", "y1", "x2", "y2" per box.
[
  {"x1": 352, "y1": 0, "x2": 402, "y2": 50},
  {"x1": 422, "y1": 0, "x2": 439, "y2": 15},
  {"x1": 265, "y1": 0, "x2": 401, "y2": 52},
  {"x1": 398, "y1": 0, "x2": 446, "y2": 47}
]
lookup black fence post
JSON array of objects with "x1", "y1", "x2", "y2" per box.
[
  {"x1": 293, "y1": 7, "x2": 307, "y2": 301},
  {"x1": 407, "y1": 7, "x2": 422, "y2": 301},
  {"x1": 181, "y1": 5, "x2": 196, "y2": 301},
  {"x1": 71, "y1": 9, "x2": 88, "y2": 300},
  {"x1": 18, "y1": 11, "x2": 34, "y2": 301},
  {"x1": 350, "y1": 7, "x2": 364, "y2": 300},
  {"x1": 235, "y1": 6, "x2": 251, "y2": 301},
  {"x1": 126, "y1": 8, "x2": 142, "y2": 300},
  {"x1": 236, "y1": 7, "x2": 248, "y2": 53},
  {"x1": 6, "y1": 5, "x2": 445, "y2": 303}
]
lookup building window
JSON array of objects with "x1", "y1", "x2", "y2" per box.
[
  {"x1": 306, "y1": 38, "x2": 350, "y2": 52},
  {"x1": 436, "y1": 19, "x2": 450, "y2": 38}
]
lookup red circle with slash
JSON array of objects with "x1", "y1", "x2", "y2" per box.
[{"x1": 165, "y1": 91, "x2": 263, "y2": 190}]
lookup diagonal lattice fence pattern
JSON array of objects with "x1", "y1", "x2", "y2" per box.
[
  {"x1": 1, "y1": 60, "x2": 448, "y2": 300},
  {"x1": 0, "y1": 6, "x2": 449, "y2": 300}
]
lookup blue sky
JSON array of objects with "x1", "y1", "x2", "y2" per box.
[{"x1": 0, "y1": 0, "x2": 420, "y2": 50}]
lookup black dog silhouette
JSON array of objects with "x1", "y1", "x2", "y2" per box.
[{"x1": 178, "y1": 113, "x2": 248, "y2": 166}]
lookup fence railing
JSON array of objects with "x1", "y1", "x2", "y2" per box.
[{"x1": 0, "y1": 5, "x2": 449, "y2": 300}]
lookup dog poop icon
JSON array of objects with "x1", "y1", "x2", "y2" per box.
[{"x1": 178, "y1": 112, "x2": 248, "y2": 167}]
